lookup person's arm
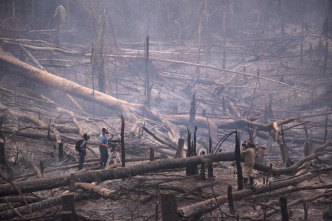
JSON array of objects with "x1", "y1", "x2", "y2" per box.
[
  {"x1": 80, "y1": 140, "x2": 87, "y2": 150},
  {"x1": 99, "y1": 135, "x2": 108, "y2": 148}
]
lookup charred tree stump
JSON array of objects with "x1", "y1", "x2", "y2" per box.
[
  {"x1": 150, "y1": 147, "x2": 155, "y2": 161},
  {"x1": 58, "y1": 143, "x2": 63, "y2": 162},
  {"x1": 61, "y1": 193, "x2": 75, "y2": 221},
  {"x1": 0, "y1": 143, "x2": 5, "y2": 165},
  {"x1": 208, "y1": 137, "x2": 213, "y2": 178},
  {"x1": 159, "y1": 191, "x2": 177, "y2": 221},
  {"x1": 186, "y1": 128, "x2": 197, "y2": 176},
  {"x1": 279, "y1": 196, "x2": 288, "y2": 221},
  {"x1": 186, "y1": 129, "x2": 191, "y2": 176},
  {"x1": 324, "y1": 111, "x2": 329, "y2": 143},
  {"x1": 175, "y1": 138, "x2": 185, "y2": 158},
  {"x1": 235, "y1": 132, "x2": 243, "y2": 191},
  {"x1": 303, "y1": 202, "x2": 309, "y2": 220},
  {"x1": 304, "y1": 142, "x2": 313, "y2": 157},
  {"x1": 198, "y1": 163, "x2": 206, "y2": 181},
  {"x1": 69, "y1": 174, "x2": 75, "y2": 193},
  {"x1": 198, "y1": 150, "x2": 206, "y2": 181},
  {"x1": 227, "y1": 185, "x2": 235, "y2": 215},
  {"x1": 121, "y1": 115, "x2": 125, "y2": 167},
  {"x1": 39, "y1": 161, "x2": 44, "y2": 178}
]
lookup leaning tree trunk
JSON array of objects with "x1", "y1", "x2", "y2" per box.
[
  {"x1": 0, "y1": 47, "x2": 302, "y2": 144},
  {"x1": 0, "y1": 47, "x2": 180, "y2": 141}
]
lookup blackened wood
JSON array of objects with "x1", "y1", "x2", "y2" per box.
[
  {"x1": 300, "y1": 21, "x2": 304, "y2": 63},
  {"x1": 69, "y1": 174, "x2": 75, "y2": 193},
  {"x1": 198, "y1": 163, "x2": 206, "y2": 181},
  {"x1": 150, "y1": 147, "x2": 155, "y2": 161},
  {"x1": 0, "y1": 143, "x2": 5, "y2": 165},
  {"x1": 121, "y1": 115, "x2": 125, "y2": 167},
  {"x1": 279, "y1": 196, "x2": 288, "y2": 221},
  {"x1": 235, "y1": 132, "x2": 243, "y2": 191},
  {"x1": 61, "y1": 193, "x2": 75, "y2": 221},
  {"x1": 222, "y1": 1, "x2": 227, "y2": 69},
  {"x1": 61, "y1": 211, "x2": 73, "y2": 221},
  {"x1": 178, "y1": 171, "x2": 321, "y2": 218},
  {"x1": 189, "y1": 94, "x2": 196, "y2": 127},
  {"x1": 281, "y1": 0, "x2": 285, "y2": 36},
  {"x1": 186, "y1": 129, "x2": 191, "y2": 176},
  {"x1": 322, "y1": 17, "x2": 328, "y2": 74},
  {"x1": 160, "y1": 192, "x2": 177, "y2": 221},
  {"x1": 194, "y1": 126, "x2": 197, "y2": 156},
  {"x1": 47, "y1": 119, "x2": 51, "y2": 140},
  {"x1": 208, "y1": 137, "x2": 213, "y2": 178},
  {"x1": 227, "y1": 185, "x2": 235, "y2": 215},
  {"x1": 1, "y1": 142, "x2": 331, "y2": 197},
  {"x1": 39, "y1": 161, "x2": 44, "y2": 177},
  {"x1": 58, "y1": 143, "x2": 63, "y2": 162},
  {"x1": 303, "y1": 202, "x2": 309, "y2": 220},
  {"x1": 175, "y1": 138, "x2": 184, "y2": 158},
  {"x1": 324, "y1": 112, "x2": 329, "y2": 143},
  {"x1": 304, "y1": 141, "x2": 313, "y2": 157},
  {"x1": 0, "y1": 196, "x2": 62, "y2": 220},
  {"x1": 145, "y1": 36, "x2": 151, "y2": 107}
]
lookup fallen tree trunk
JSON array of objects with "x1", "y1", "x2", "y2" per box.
[
  {"x1": 0, "y1": 142, "x2": 330, "y2": 197},
  {"x1": 75, "y1": 182, "x2": 116, "y2": 199},
  {"x1": 0, "y1": 192, "x2": 90, "y2": 220},
  {"x1": 0, "y1": 152, "x2": 235, "y2": 197},
  {"x1": 0, "y1": 47, "x2": 180, "y2": 142},
  {"x1": 0, "y1": 195, "x2": 62, "y2": 220},
  {"x1": 178, "y1": 169, "x2": 331, "y2": 218},
  {"x1": 0, "y1": 47, "x2": 302, "y2": 144}
]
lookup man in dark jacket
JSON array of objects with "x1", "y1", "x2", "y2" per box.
[{"x1": 78, "y1": 133, "x2": 90, "y2": 170}]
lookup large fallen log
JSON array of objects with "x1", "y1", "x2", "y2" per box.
[
  {"x1": 0, "y1": 141, "x2": 330, "y2": 197},
  {"x1": 75, "y1": 182, "x2": 117, "y2": 199},
  {"x1": 0, "y1": 47, "x2": 180, "y2": 142},
  {"x1": 0, "y1": 192, "x2": 90, "y2": 220},
  {"x1": 178, "y1": 169, "x2": 332, "y2": 218},
  {"x1": 0, "y1": 47, "x2": 302, "y2": 144}
]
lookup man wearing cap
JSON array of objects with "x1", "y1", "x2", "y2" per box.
[{"x1": 99, "y1": 127, "x2": 109, "y2": 169}]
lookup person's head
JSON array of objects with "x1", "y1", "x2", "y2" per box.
[
  {"x1": 242, "y1": 140, "x2": 255, "y2": 149},
  {"x1": 102, "y1": 127, "x2": 108, "y2": 135},
  {"x1": 83, "y1": 133, "x2": 90, "y2": 140}
]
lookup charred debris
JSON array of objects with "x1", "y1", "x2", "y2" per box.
[{"x1": 0, "y1": 0, "x2": 332, "y2": 220}]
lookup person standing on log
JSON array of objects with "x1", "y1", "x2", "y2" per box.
[
  {"x1": 99, "y1": 127, "x2": 109, "y2": 169},
  {"x1": 241, "y1": 140, "x2": 256, "y2": 188},
  {"x1": 78, "y1": 133, "x2": 90, "y2": 170}
]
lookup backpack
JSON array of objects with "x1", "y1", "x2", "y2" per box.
[{"x1": 75, "y1": 139, "x2": 84, "y2": 152}]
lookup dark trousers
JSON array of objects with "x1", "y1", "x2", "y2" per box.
[
  {"x1": 78, "y1": 151, "x2": 86, "y2": 170},
  {"x1": 99, "y1": 146, "x2": 109, "y2": 169}
]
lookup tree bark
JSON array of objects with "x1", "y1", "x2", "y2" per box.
[
  {"x1": 75, "y1": 182, "x2": 116, "y2": 199},
  {"x1": 178, "y1": 171, "x2": 327, "y2": 218},
  {"x1": 1, "y1": 141, "x2": 330, "y2": 197}
]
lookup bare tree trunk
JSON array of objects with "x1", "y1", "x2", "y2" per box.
[{"x1": 222, "y1": 1, "x2": 227, "y2": 69}]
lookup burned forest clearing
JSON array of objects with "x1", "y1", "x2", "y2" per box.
[{"x1": 0, "y1": 1, "x2": 332, "y2": 220}]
